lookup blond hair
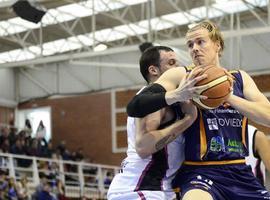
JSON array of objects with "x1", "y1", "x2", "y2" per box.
[{"x1": 187, "y1": 20, "x2": 225, "y2": 56}]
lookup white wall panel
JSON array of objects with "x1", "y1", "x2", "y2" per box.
[
  {"x1": 17, "y1": 51, "x2": 144, "y2": 101},
  {"x1": 0, "y1": 68, "x2": 16, "y2": 106}
]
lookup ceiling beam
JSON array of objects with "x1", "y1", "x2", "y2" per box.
[
  {"x1": 2, "y1": 25, "x2": 270, "y2": 68},
  {"x1": 69, "y1": 61, "x2": 138, "y2": 69}
]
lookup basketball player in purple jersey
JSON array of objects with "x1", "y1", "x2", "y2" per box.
[{"x1": 126, "y1": 20, "x2": 270, "y2": 199}]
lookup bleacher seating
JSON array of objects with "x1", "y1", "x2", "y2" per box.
[{"x1": 0, "y1": 152, "x2": 119, "y2": 199}]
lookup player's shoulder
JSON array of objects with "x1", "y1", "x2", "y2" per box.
[
  {"x1": 185, "y1": 64, "x2": 195, "y2": 72},
  {"x1": 229, "y1": 69, "x2": 250, "y2": 76},
  {"x1": 228, "y1": 69, "x2": 239, "y2": 74},
  {"x1": 228, "y1": 69, "x2": 246, "y2": 81}
]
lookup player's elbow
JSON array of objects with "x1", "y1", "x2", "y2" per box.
[{"x1": 135, "y1": 145, "x2": 151, "y2": 159}]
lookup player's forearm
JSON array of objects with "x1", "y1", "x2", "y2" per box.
[
  {"x1": 127, "y1": 68, "x2": 187, "y2": 118},
  {"x1": 227, "y1": 95, "x2": 270, "y2": 127},
  {"x1": 135, "y1": 114, "x2": 194, "y2": 158},
  {"x1": 264, "y1": 157, "x2": 270, "y2": 173},
  {"x1": 126, "y1": 84, "x2": 169, "y2": 118}
]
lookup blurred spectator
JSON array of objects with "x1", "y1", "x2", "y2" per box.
[
  {"x1": 37, "y1": 182, "x2": 55, "y2": 200},
  {"x1": 104, "y1": 171, "x2": 113, "y2": 189},
  {"x1": 11, "y1": 138, "x2": 31, "y2": 168},
  {"x1": 16, "y1": 175, "x2": 29, "y2": 200},
  {"x1": 8, "y1": 127, "x2": 17, "y2": 146},
  {"x1": 44, "y1": 140, "x2": 55, "y2": 158},
  {"x1": 62, "y1": 149, "x2": 71, "y2": 161},
  {"x1": 36, "y1": 120, "x2": 46, "y2": 140},
  {"x1": 39, "y1": 161, "x2": 51, "y2": 179},
  {"x1": 37, "y1": 137, "x2": 48, "y2": 157},
  {"x1": 8, "y1": 177, "x2": 18, "y2": 200},
  {"x1": 32, "y1": 173, "x2": 48, "y2": 200},
  {"x1": 81, "y1": 195, "x2": 88, "y2": 200},
  {"x1": 56, "y1": 179, "x2": 68, "y2": 200},
  {"x1": 1, "y1": 138, "x2": 10, "y2": 153},
  {"x1": 49, "y1": 159, "x2": 60, "y2": 181},
  {"x1": 24, "y1": 119, "x2": 32, "y2": 138},
  {"x1": 55, "y1": 149, "x2": 63, "y2": 160},
  {"x1": 57, "y1": 140, "x2": 66, "y2": 156},
  {"x1": 28, "y1": 138, "x2": 39, "y2": 157},
  {"x1": 0, "y1": 127, "x2": 10, "y2": 148},
  {"x1": 0, "y1": 169, "x2": 8, "y2": 199},
  {"x1": 74, "y1": 148, "x2": 84, "y2": 161}
]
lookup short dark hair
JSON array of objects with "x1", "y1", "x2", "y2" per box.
[
  {"x1": 139, "y1": 42, "x2": 154, "y2": 53},
  {"x1": 140, "y1": 46, "x2": 174, "y2": 83}
]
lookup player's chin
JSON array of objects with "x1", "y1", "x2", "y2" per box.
[{"x1": 193, "y1": 59, "x2": 204, "y2": 67}]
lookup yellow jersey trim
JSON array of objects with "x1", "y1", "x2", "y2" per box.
[
  {"x1": 229, "y1": 70, "x2": 239, "y2": 74},
  {"x1": 183, "y1": 159, "x2": 246, "y2": 166},
  {"x1": 242, "y1": 117, "x2": 247, "y2": 148},
  {"x1": 185, "y1": 64, "x2": 195, "y2": 71},
  {"x1": 199, "y1": 110, "x2": 207, "y2": 160}
]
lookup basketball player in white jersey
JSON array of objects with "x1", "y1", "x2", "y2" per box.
[
  {"x1": 246, "y1": 124, "x2": 270, "y2": 186},
  {"x1": 107, "y1": 46, "x2": 202, "y2": 200}
]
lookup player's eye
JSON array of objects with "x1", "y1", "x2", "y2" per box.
[
  {"x1": 198, "y1": 39, "x2": 205, "y2": 46},
  {"x1": 169, "y1": 59, "x2": 176, "y2": 65},
  {"x1": 187, "y1": 42, "x2": 193, "y2": 49}
]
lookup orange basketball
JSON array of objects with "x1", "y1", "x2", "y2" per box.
[{"x1": 192, "y1": 65, "x2": 231, "y2": 109}]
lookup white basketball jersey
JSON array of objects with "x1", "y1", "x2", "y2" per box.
[
  {"x1": 108, "y1": 111, "x2": 185, "y2": 196},
  {"x1": 246, "y1": 125, "x2": 266, "y2": 185}
]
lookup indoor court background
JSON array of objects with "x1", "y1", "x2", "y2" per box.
[{"x1": 0, "y1": 0, "x2": 270, "y2": 198}]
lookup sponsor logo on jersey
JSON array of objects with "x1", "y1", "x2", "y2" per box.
[{"x1": 207, "y1": 118, "x2": 242, "y2": 130}]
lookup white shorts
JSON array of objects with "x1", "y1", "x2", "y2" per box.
[{"x1": 107, "y1": 190, "x2": 175, "y2": 200}]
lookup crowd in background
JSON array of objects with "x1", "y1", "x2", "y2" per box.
[
  {"x1": 0, "y1": 119, "x2": 86, "y2": 164},
  {"x1": 0, "y1": 169, "x2": 67, "y2": 200},
  {"x1": 0, "y1": 119, "x2": 112, "y2": 200}
]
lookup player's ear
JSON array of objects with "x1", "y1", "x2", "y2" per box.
[
  {"x1": 216, "y1": 41, "x2": 221, "y2": 52},
  {"x1": 148, "y1": 65, "x2": 159, "y2": 76}
]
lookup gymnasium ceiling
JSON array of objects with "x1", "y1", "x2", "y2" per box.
[{"x1": 0, "y1": 0, "x2": 270, "y2": 101}]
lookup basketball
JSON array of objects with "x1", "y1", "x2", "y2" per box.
[{"x1": 192, "y1": 65, "x2": 232, "y2": 109}]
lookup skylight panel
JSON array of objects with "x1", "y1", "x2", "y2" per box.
[
  {"x1": 57, "y1": 4, "x2": 91, "y2": 18},
  {"x1": 76, "y1": 34, "x2": 94, "y2": 46},
  {"x1": 0, "y1": 17, "x2": 39, "y2": 36},
  {"x1": 114, "y1": 24, "x2": 147, "y2": 36},
  {"x1": 42, "y1": 40, "x2": 64, "y2": 56},
  {"x1": 161, "y1": 13, "x2": 191, "y2": 26},
  {"x1": 28, "y1": 46, "x2": 42, "y2": 56},
  {"x1": 48, "y1": 9, "x2": 74, "y2": 23},
  {"x1": 150, "y1": 18, "x2": 173, "y2": 31},
  {"x1": 212, "y1": 0, "x2": 267, "y2": 14},
  {"x1": 0, "y1": 21, "x2": 13, "y2": 36},
  {"x1": 15, "y1": 49, "x2": 35, "y2": 61},
  {"x1": 9, "y1": 17, "x2": 39, "y2": 29},
  {"x1": 66, "y1": 39, "x2": 82, "y2": 51},
  {"x1": 189, "y1": 6, "x2": 207, "y2": 19},
  {"x1": 92, "y1": 28, "x2": 114, "y2": 41},
  {"x1": 4, "y1": 23, "x2": 26, "y2": 35},
  {"x1": 0, "y1": 49, "x2": 35, "y2": 63},
  {"x1": 116, "y1": 0, "x2": 148, "y2": 6},
  {"x1": 0, "y1": 0, "x2": 268, "y2": 64},
  {"x1": 82, "y1": 0, "x2": 123, "y2": 14},
  {"x1": 0, "y1": 52, "x2": 13, "y2": 63},
  {"x1": 67, "y1": 37, "x2": 86, "y2": 49},
  {"x1": 103, "y1": 29, "x2": 127, "y2": 42},
  {"x1": 213, "y1": 1, "x2": 246, "y2": 13}
]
